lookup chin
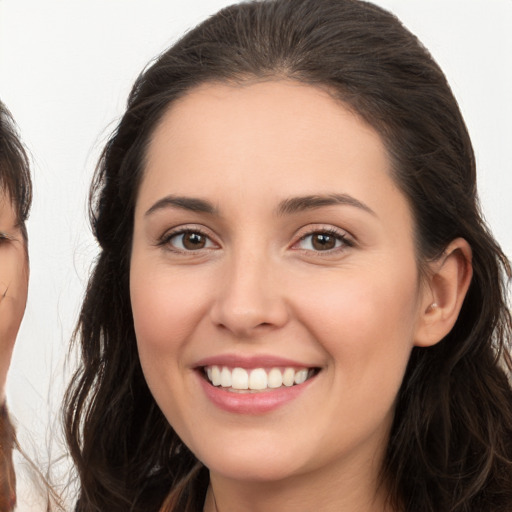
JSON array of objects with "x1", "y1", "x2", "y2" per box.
[
  {"x1": 206, "y1": 457, "x2": 303, "y2": 484},
  {"x1": 193, "y1": 436, "x2": 317, "y2": 484}
]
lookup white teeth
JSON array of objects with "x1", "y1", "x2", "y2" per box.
[
  {"x1": 220, "y1": 367, "x2": 232, "y2": 388},
  {"x1": 211, "y1": 366, "x2": 221, "y2": 386},
  {"x1": 282, "y1": 367, "x2": 295, "y2": 387},
  {"x1": 205, "y1": 365, "x2": 315, "y2": 391},
  {"x1": 249, "y1": 368, "x2": 267, "y2": 390},
  {"x1": 267, "y1": 368, "x2": 283, "y2": 388},
  {"x1": 294, "y1": 369, "x2": 308, "y2": 385},
  {"x1": 231, "y1": 367, "x2": 249, "y2": 390}
]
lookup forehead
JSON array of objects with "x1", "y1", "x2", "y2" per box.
[
  {"x1": 0, "y1": 190, "x2": 16, "y2": 222},
  {"x1": 141, "y1": 80, "x2": 395, "y2": 195},
  {"x1": 0, "y1": 163, "x2": 22, "y2": 224},
  {"x1": 149, "y1": 80, "x2": 379, "y2": 154},
  {"x1": 0, "y1": 191, "x2": 23, "y2": 238}
]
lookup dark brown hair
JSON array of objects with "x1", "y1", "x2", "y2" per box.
[
  {"x1": 0, "y1": 101, "x2": 32, "y2": 237},
  {"x1": 65, "y1": 1, "x2": 512, "y2": 511}
]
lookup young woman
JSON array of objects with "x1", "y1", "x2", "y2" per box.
[
  {"x1": 64, "y1": 0, "x2": 512, "y2": 510},
  {"x1": 0, "y1": 101, "x2": 32, "y2": 512}
]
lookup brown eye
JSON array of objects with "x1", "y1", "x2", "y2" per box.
[
  {"x1": 182, "y1": 232, "x2": 206, "y2": 250},
  {"x1": 311, "y1": 233, "x2": 336, "y2": 251},
  {"x1": 295, "y1": 229, "x2": 351, "y2": 253},
  {"x1": 166, "y1": 230, "x2": 215, "y2": 251}
]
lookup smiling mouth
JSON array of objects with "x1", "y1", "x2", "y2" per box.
[{"x1": 201, "y1": 365, "x2": 320, "y2": 393}]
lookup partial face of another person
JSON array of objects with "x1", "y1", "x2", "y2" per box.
[
  {"x1": 0, "y1": 191, "x2": 28, "y2": 400},
  {"x1": 130, "y1": 81, "x2": 433, "y2": 486}
]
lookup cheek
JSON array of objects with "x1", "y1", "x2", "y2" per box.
[
  {"x1": 130, "y1": 259, "x2": 211, "y2": 374},
  {"x1": 291, "y1": 264, "x2": 420, "y2": 450},
  {"x1": 0, "y1": 249, "x2": 28, "y2": 391},
  {"x1": 0, "y1": 249, "x2": 28, "y2": 340},
  {"x1": 292, "y1": 259, "x2": 420, "y2": 383}
]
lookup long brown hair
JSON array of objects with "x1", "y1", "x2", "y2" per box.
[
  {"x1": 65, "y1": 1, "x2": 512, "y2": 511},
  {"x1": 0, "y1": 101, "x2": 32, "y2": 237}
]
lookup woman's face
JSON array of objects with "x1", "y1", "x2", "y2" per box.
[
  {"x1": 130, "y1": 81, "x2": 430, "y2": 486},
  {"x1": 0, "y1": 191, "x2": 28, "y2": 399}
]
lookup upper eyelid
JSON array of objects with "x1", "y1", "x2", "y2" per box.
[
  {"x1": 293, "y1": 224, "x2": 354, "y2": 241},
  {"x1": 160, "y1": 224, "x2": 215, "y2": 238},
  {"x1": 290, "y1": 225, "x2": 355, "y2": 252}
]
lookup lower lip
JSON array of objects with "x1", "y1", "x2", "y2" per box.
[{"x1": 197, "y1": 372, "x2": 316, "y2": 415}]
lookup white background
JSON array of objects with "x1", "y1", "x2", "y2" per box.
[{"x1": 1, "y1": 0, "x2": 511, "y2": 509}]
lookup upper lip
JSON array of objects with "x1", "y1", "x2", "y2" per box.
[{"x1": 194, "y1": 354, "x2": 319, "y2": 369}]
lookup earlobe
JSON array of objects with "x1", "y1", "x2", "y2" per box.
[{"x1": 414, "y1": 238, "x2": 473, "y2": 348}]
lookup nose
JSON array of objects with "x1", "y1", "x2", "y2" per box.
[{"x1": 209, "y1": 251, "x2": 289, "y2": 338}]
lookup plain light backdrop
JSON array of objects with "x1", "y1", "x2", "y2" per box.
[{"x1": 1, "y1": 0, "x2": 511, "y2": 509}]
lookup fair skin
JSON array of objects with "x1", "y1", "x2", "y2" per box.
[
  {"x1": 0, "y1": 191, "x2": 28, "y2": 403},
  {"x1": 130, "y1": 80, "x2": 472, "y2": 512}
]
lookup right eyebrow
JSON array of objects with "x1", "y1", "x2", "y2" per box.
[{"x1": 145, "y1": 195, "x2": 217, "y2": 217}]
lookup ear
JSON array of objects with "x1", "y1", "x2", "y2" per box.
[{"x1": 414, "y1": 238, "x2": 473, "y2": 348}]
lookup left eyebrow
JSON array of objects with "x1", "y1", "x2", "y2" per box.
[
  {"x1": 145, "y1": 195, "x2": 218, "y2": 217},
  {"x1": 276, "y1": 194, "x2": 376, "y2": 217}
]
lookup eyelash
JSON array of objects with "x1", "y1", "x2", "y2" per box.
[
  {"x1": 158, "y1": 226, "x2": 217, "y2": 253},
  {"x1": 158, "y1": 225, "x2": 354, "y2": 256},
  {"x1": 292, "y1": 227, "x2": 354, "y2": 254}
]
